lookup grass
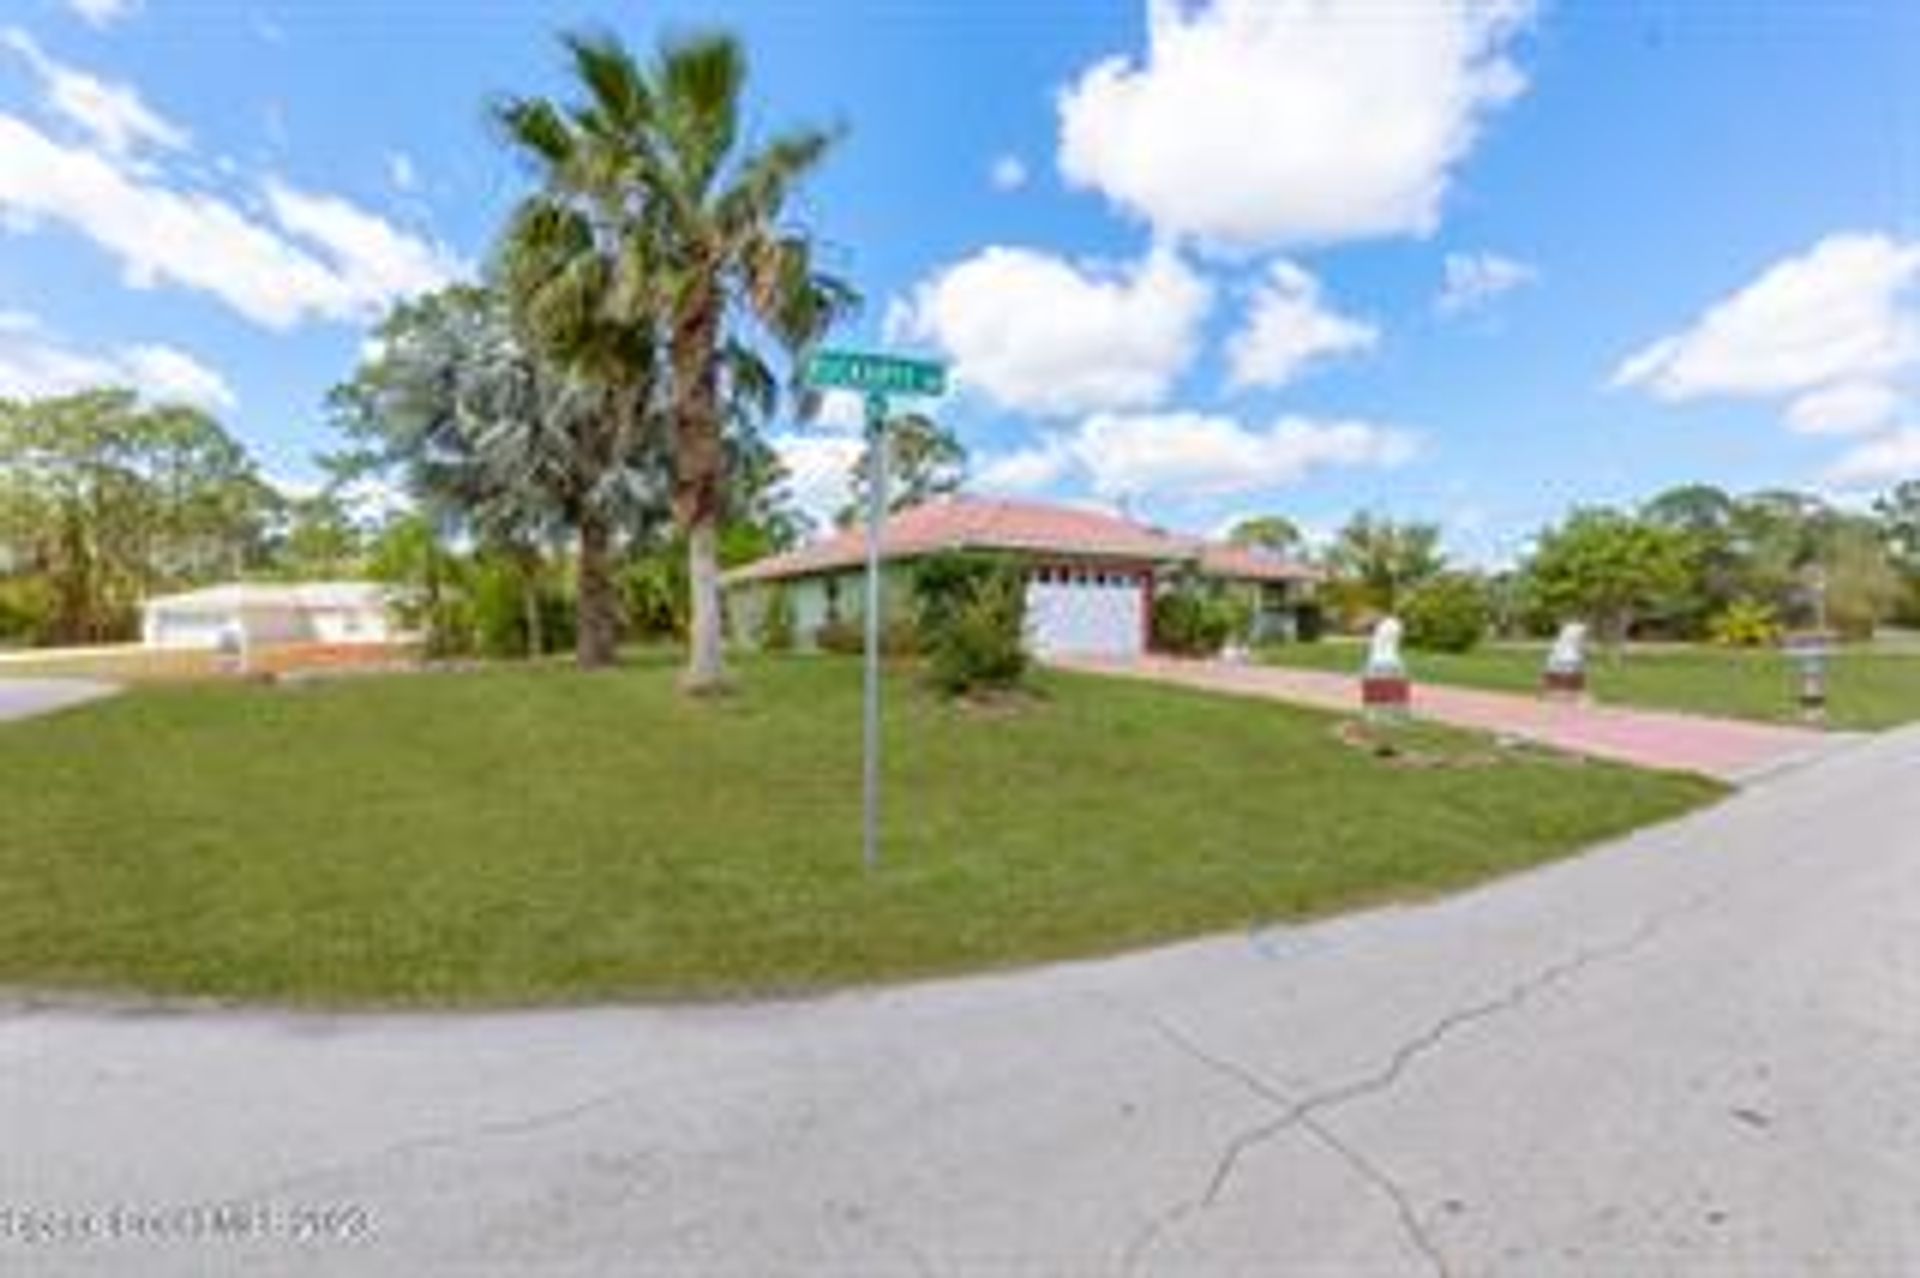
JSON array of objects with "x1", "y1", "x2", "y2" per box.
[
  {"x1": 0, "y1": 654, "x2": 1720, "y2": 1005},
  {"x1": 1262, "y1": 639, "x2": 1920, "y2": 731}
]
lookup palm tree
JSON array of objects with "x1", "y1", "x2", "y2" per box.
[
  {"x1": 495, "y1": 30, "x2": 853, "y2": 690},
  {"x1": 330, "y1": 285, "x2": 667, "y2": 667},
  {"x1": 641, "y1": 33, "x2": 855, "y2": 691}
]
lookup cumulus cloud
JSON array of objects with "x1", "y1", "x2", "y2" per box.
[
  {"x1": 1057, "y1": 0, "x2": 1534, "y2": 251},
  {"x1": 1226, "y1": 260, "x2": 1378, "y2": 389},
  {"x1": 0, "y1": 313, "x2": 234, "y2": 410},
  {"x1": 769, "y1": 432, "x2": 863, "y2": 528},
  {"x1": 65, "y1": 0, "x2": 139, "y2": 29},
  {"x1": 1785, "y1": 380, "x2": 1906, "y2": 437},
  {"x1": 1824, "y1": 428, "x2": 1920, "y2": 490},
  {"x1": 1613, "y1": 233, "x2": 1919, "y2": 405},
  {"x1": 1435, "y1": 250, "x2": 1537, "y2": 315},
  {"x1": 895, "y1": 245, "x2": 1211, "y2": 416},
  {"x1": 3, "y1": 28, "x2": 188, "y2": 157},
  {"x1": 976, "y1": 410, "x2": 1415, "y2": 501},
  {"x1": 988, "y1": 154, "x2": 1028, "y2": 192},
  {"x1": 0, "y1": 110, "x2": 464, "y2": 329}
]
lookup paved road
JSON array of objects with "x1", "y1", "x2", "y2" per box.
[
  {"x1": 1, "y1": 729, "x2": 1915, "y2": 1275},
  {"x1": 1058, "y1": 655, "x2": 1838, "y2": 784},
  {"x1": 0, "y1": 678, "x2": 118, "y2": 722}
]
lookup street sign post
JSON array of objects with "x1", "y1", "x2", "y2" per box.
[{"x1": 802, "y1": 349, "x2": 948, "y2": 872}]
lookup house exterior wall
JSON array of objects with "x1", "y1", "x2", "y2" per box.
[{"x1": 143, "y1": 602, "x2": 392, "y2": 650}]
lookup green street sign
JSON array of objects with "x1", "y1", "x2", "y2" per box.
[{"x1": 804, "y1": 349, "x2": 947, "y2": 397}]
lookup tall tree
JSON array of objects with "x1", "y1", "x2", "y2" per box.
[
  {"x1": 495, "y1": 30, "x2": 853, "y2": 689},
  {"x1": 837, "y1": 412, "x2": 966, "y2": 528},
  {"x1": 329, "y1": 285, "x2": 669, "y2": 667},
  {"x1": 1326, "y1": 513, "x2": 1444, "y2": 616},
  {"x1": 1227, "y1": 514, "x2": 1306, "y2": 557},
  {"x1": 1522, "y1": 507, "x2": 1690, "y2": 651}
]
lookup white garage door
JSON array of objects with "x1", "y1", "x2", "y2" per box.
[{"x1": 1025, "y1": 566, "x2": 1145, "y2": 659}]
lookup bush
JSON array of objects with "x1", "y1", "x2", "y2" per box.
[
  {"x1": 1152, "y1": 582, "x2": 1236, "y2": 656},
  {"x1": 1402, "y1": 572, "x2": 1490, "y2": 653},
  {"x1": 1708, "y1": 598, "x2": 1782, "y2": 648},
  {"x1": 924, "y1": 570, "x2": 1028, "y2": 695},
  {"x1": 756, "y1": 584, "x2": 796, "y2": 652},
  {"x1": 1293, "y1": 601, "x2": 1326, "y2": 643},
  {"x1": 815, "y1": 616, "x2": 918, "y2": 657},
  {"x1": 0, "y1": 577, "x2": 54, "y2": 646}
]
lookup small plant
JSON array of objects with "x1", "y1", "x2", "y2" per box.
[
  {"x1": 1151, "y1": 577, "x2": 1237, "y2": 656},
  {"x1": 925, "y1": 571, "x2": 1028, "y2": 695},
  {"x1": 1708, "y1": 598, "x2": 1782, "y2": 648},
  {"x1": 1402, "y1": 572, "x2": 1491, "y2": 653},
  {"x1": 756, "y1": 584, "x2": 796, "y2": 653}
]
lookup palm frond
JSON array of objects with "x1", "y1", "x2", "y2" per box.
[{"x1": 654, "y1": 31, "x2": 745, "y2": 197}]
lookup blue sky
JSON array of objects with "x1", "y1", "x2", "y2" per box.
[{"x1": 0, "y1": 0, "x2": 1915, "y2": 563}]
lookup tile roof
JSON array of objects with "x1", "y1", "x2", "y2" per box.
[
  {"x1": 723, "y1": 496, "x2": 1319, "y2": 584},
  {"x1": 142, "y1": 581, "x2": 392, "y2": 613}
]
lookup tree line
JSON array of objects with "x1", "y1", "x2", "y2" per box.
[{"x1": 1240, "y1": 482, "x2": 1920, "y2": 654}]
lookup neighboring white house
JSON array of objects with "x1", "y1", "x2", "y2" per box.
[{"x1": 141, "y1": 582, "x2": 399, "y2": 650}]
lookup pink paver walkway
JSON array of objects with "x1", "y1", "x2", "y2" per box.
[{"x1": 1057, "y1": 655, "x2": 1844, "y2": 784}]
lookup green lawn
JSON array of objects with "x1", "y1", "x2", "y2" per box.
[
  {"x1": 0, "y1": 656, "x2": 1719, "y2": 1005},
  {"x1": 1262, "y1": 640, "x2": 1920, "y2": 731}
]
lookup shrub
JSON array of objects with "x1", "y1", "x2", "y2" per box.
[
  {"x1": 0, "y1": 577, "x2": 54, "y2": 646},
  {"x1": 1152, "y1": 581, "x2": 1236, "y2": 656},
  {"x1": 1293, "y1": 601, "x2": 1326, "y2": 643},
  {"x1": 815, "y1": 616, "x2": 918, "y2": 657},
  {"x1": 924, "y1": 570, "x2": 1028, "y2": 695},
  {"x1": 1402, "y1": 572, "x2": 1491, "y2": 653},
  {"x1": 756, "y1": 584, "x2": 796, "y2": 652},
  {"x1": 1708, "y1": 598, "x2": 1783, "y2": 648}
]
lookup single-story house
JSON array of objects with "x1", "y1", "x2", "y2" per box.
[
  {"x1": 141, "y1": 581, "x2": 399, "y2": 651},
  {"x1": 723, "y1": 496, "x2": 1320, "y2": 659}
]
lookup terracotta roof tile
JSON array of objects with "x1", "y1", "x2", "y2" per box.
[{"x1": 725, "y1": 496, "x2": 1318, "y2": 585}]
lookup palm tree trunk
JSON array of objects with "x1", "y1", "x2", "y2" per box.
[
  {"x1": 674, "y1": 295, "x2": 730, "y2": 694},
  {"x1": 575, "y1": 513, "x2": 618, "y2": 669},
  {"x1": 685, "y1": 516, "x2": 727, "y2": 690}
]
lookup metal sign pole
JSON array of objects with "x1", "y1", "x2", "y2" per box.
[{"x1": 862, "y1": 390, "x2": 889, "y2": 873}]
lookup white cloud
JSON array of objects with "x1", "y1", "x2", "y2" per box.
[
  {"x1": 1614, "y1": 233, "x2": 1920, "y2": 403},
  {"x1": 1436, "y1": 250, "x2": 1536, "y2": 314},
  {"x1": 3, "y1": 28, "x2": 188, "y2": 157},
  {"x1": 1226, "y1": 259, "x2": 1378, "y2": 389},
  {"x1": 896, "y1": 245, "x2": 1211, "y2": 416},
  {"x1": 386, "y1": 151, "x2": 419, "y2": 194},
  {"x1": 264, "y1": 180, "x2": 461, "y2": 306},
  {"x1": 976, "y1": 410, "x2": 1415, "y2": 501},
  {"x1": 1057, "y1": 0, "x2": 1534, "y2": 251},
  {"x1": 1614, "y1": 232, "x2": 1920, "y2": 480},
  {"x1": 0, "y1": 314, "x2": 234, "y2": 410},
  {"x1": 770, "y1": 433, "x2": 863, "y2": 528},
  {"x1": 810, "y1": 389, "x2": 868, "y2": 434},
  {"x1": 1824, "y1": 428, "x2": 1920, "y2": 490},
  {"x1": 988, "y1": 154, "x2": 1028, "y2": 192},
  {"x1": 0, "y1": 110, "x2": 464, "y2": 329},
  {"x1": 1785, "y1": 380, "x2": 1905, "y2": 437},
  {"x1": 976, "y1": 436, "x2": 1076, "y2": 494},
  {"x1": 65, "y1": 0, "x2": 140, "y2": 29}
]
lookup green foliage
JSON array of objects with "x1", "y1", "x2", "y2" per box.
[
  {"x1": 912, "y1": 552, "x2": 1028, "y2": 695},
  {"x1": 839, "y1": 413, "x2": 968, "y2": 528},
  {"x1": 1402, "y1": 572, "x2": 1491, "y2": 653},
  {"x1": 1325, "y1": 513, "x2": 1445, "y2": 625},
  {"x1": 815, "y1": 616, "x2": 918, "y2": 657},
  {"x1": 757, "y1": 584, "x2": 796, "y2": 653},
  {"x1": 621, "y1": 551, "x2": 689, "y2": 640},
  {"x1": 0, "y1": 576, "x2": 54, "y2": 645},
  {"x1": 1152, "y1": 577, "x2": 1238, "y2": 656},
  {"x1": 1523, "y1": 508, "x2": 1691, "y2": 647},
  {"x1": 0, "y1": 390, "x2": 276, "y2": 644},
  {"x1": 1227, "y1": 514, "x2": 1304, "y2": 555},
  {"x1": 1708, "y1": 599, "x2": 1783, "y2": 648}
]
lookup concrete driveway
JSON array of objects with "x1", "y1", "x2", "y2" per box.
[
  {"x1": 0, "y1": 677, "x2": 118, "y2": 722},
  {"x1": 1, "y1": 728, "x2": 1915, "y2": 1275}
]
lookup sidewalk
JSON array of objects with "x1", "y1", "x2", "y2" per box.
[{"x1": 1057, "y1": 655, "x2": 1844, "y2": 784}]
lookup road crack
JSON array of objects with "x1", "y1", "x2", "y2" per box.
[{"x1": 1111, "y1": 891, "x2": 1715, "y2": 1275}]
